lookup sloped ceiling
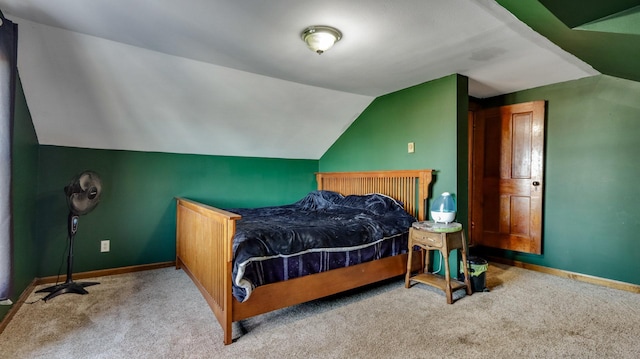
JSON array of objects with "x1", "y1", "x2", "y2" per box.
[
  {"x1": 499, "y1": 0, "x2": 640, "y2": 83},
  {"x1": 0, "y1": 0, "x2": 598, "y2": 159},
  {"x1": 537, "y1": 0, "x2": 640, "y2": 29}
]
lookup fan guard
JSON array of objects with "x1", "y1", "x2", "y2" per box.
[{"x1": 65, "y1": 171, "x2": 102, "y2": 215}]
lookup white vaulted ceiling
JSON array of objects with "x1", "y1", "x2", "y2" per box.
[{"x1": 0, "y1": 0, "x2": 597, "y2": 159}]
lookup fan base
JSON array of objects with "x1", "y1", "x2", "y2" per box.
[{"x1": 36, "y1": 281, "x2": 99, "y2": 302}]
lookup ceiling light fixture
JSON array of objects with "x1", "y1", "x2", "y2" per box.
[{"x1": 301, "y1": 25, "x2": 342, "y2": 54}]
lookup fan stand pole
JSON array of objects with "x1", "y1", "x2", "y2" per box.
[{"x1": 35, "y1": 213, "x2": 99, "y2": 302}]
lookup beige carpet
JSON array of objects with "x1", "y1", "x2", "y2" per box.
[{"x1": 1, "y1": 263, "x2": 639, "y2": 358}]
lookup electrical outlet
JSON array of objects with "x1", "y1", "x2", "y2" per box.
[
  {"x1": 101, "y1": 240, "x2": 110, "y2": 253},
  {"x1": 408, "y1": 142, "x2": 415, "y2": 153}
]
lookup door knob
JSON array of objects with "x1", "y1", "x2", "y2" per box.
[{"x1": 532, "y1": 181, "x2": 540, "y2": 186}]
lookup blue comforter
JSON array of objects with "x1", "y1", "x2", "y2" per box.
[{"x1": 227, "y1": 190, "x2": 416, "y2": 302}]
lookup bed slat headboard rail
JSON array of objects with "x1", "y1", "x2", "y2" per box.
[{"x1": 316, "y1": 169, "x2": 433, "y2": 221}]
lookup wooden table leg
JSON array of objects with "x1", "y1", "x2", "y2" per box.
[
  {"x1": 442, "y1": 248, "x2": 453, "y2": 304},
  {"x1": 460, "y1": 231, "x2": 472, "y2": 295},
  {"x1": 424, "y1": 248, "x2": 430, "y2": 274},
  {"x1": 405, "y1": 238, "x2": 413, "y2": 288}
]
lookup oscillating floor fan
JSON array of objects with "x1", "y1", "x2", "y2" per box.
[{"x1": 36, "y1": 171, "x2": 103, "y2": 302}]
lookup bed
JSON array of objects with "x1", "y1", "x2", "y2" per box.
[{"x1": 176, "y1": 169, "x2": 433, "y2": 344}]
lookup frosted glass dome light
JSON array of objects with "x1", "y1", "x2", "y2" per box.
[{"x1": 301, "y1": 25, "x2": 342, "y2": 54}]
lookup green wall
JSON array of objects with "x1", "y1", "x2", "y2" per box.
[
  {"x1": 320, "y1": 74, "x2": 469, "y2": 220},
  {"x1": 320, "y1": 74, "x2": 469, "y2": 275},
  {"x1": 1, "y1": 76, "x2": 40, "y2": 321},
  {"x1": 480, "y1": 74, "x2": 640, "y2": 285},
  {"x1": 35, "y1": 147, "x2": 317, "y2": 276}
]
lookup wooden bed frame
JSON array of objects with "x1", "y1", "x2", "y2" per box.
[{"x1": 176, "y1": 169, "x2": 433, "y2": 344}]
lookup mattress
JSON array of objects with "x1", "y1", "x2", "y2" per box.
[{"x1": 227, "y1": 190, "x2": 416, "y2": 302}]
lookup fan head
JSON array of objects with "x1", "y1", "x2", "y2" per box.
[{"x1": 65, "y1": 171, "x2": 102, "y2": 215}]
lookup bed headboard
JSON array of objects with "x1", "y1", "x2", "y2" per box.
[{"x1": 316, "y1": 169, "x2": 433, "y2": 221}]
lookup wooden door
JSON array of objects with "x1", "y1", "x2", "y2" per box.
[{"x1": 470, "y1": 101, "x2": 545, "y2": 254}]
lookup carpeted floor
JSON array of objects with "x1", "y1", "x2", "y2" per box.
[{"x1": 1, "y1": 263, "x2": 639, "y2": 358}]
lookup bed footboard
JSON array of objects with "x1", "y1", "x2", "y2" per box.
[{"x1": 176, "y1": 198, "x2": 240, "y2": 345}]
